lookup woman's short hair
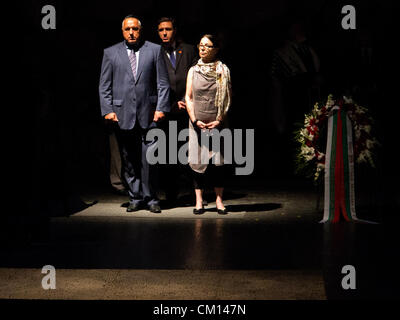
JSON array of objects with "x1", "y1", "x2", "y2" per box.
[{"x1": 200, "y1": 33, "x2": 221, "y2": 48}]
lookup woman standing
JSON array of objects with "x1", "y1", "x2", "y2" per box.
[{"x1": 185, "y1": 34, "x2": 232, "y2": 215}]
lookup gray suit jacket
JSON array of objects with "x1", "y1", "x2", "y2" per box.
[{"x1": 99, "y1": 41, "x2": 170, "y2": 130}]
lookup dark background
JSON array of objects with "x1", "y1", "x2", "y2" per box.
[{"x1": 13, "y1": 0, "x2": 399, "y2": 220}]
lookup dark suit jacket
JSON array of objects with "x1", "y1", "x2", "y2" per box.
[
  {"x1": 99, "y1": 40, "x2": 170, "y2": 130},
  {"x1": 161, "y1": 42, "x2": 198, "y2": 114}
]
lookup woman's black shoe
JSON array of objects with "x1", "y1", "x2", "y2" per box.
[
  {"x1": 193, "y1": 208, "x2": 205, "y2": 215},
  {"x1": 217, "y1": 208, "x2": 228, "y2": 215}
]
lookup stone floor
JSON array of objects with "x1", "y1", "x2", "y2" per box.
[{"x1": 0, "y1": 182, "x2": 398, "y2": 300}]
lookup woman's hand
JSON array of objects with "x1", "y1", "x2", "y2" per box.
[
  {"x1": 196, "y1": 120, "x2": 207, "y2": 129},
  {"x1": 206, "y1": 120, "x2": 220, "y2": 129}
]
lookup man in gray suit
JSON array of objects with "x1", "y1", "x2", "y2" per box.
[{"x1": 99, "y1": 14, "x2": 170, "y2": 213}]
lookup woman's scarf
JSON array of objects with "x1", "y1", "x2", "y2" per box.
[{"x1": 194, "y1": 59, "x2": 231, "y2": 120}]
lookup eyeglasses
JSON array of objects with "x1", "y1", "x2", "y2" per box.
[{"x1": 197, "y1": 44, "x2": 214, "y2": 50}]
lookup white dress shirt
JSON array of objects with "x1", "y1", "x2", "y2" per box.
[{"x1": 126, "y1": 47, "x2": 139, "y2": 72}]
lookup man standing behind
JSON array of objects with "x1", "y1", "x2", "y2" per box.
[
  {"x1": 99, "y1": 14, "x2": 170, "y2": 213},
  {"x1": 157, "y1": 17, "x2": 198, "y2": 205}
]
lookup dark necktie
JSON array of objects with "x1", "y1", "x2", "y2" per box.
[
  {"x1": 129, "y1": 49, "x2": 137, "y2": 79},
  {"x1": 169, "y1": 50, "x2": 176, "y2": 68}
]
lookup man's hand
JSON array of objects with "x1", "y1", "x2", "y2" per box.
[
  {"x1": 105, "y1": 112, "x2": 118, "y2": 122},
  {"x1": 153, "y1": 111, "x2": 165, "y2": 122},
  {"x1": 177, "y1": 101, "x2": 187, "y2": 110},
  {"x1": 206, "y1": 120, "x2": 220, "y2": 129}
]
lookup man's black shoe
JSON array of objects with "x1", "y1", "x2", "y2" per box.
[
  {"x1": 149, "y1": 204, "x2": 162, "y2": 213},
  {"x1": 126, "y1": 203, "x2": 141, "y2": 212}
]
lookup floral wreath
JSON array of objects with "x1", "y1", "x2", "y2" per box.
[{"x1": 294, "y1": 94, "x2": 379, "y2": 182}]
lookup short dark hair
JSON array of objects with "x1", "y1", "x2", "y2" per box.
[
  {"x1": 200, "y1": 33, "x2": 221, "y2": 48},
  {"x1": 157, "y1": 17, "x2": 176, "y2": 29}
]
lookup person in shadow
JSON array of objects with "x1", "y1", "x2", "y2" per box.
[
  {"x1": 268, "y1": 20, "x2": 323, "y2": 175},
  {"x1": 156, "y1": 17, "x2": 198, "y2": 206}
]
